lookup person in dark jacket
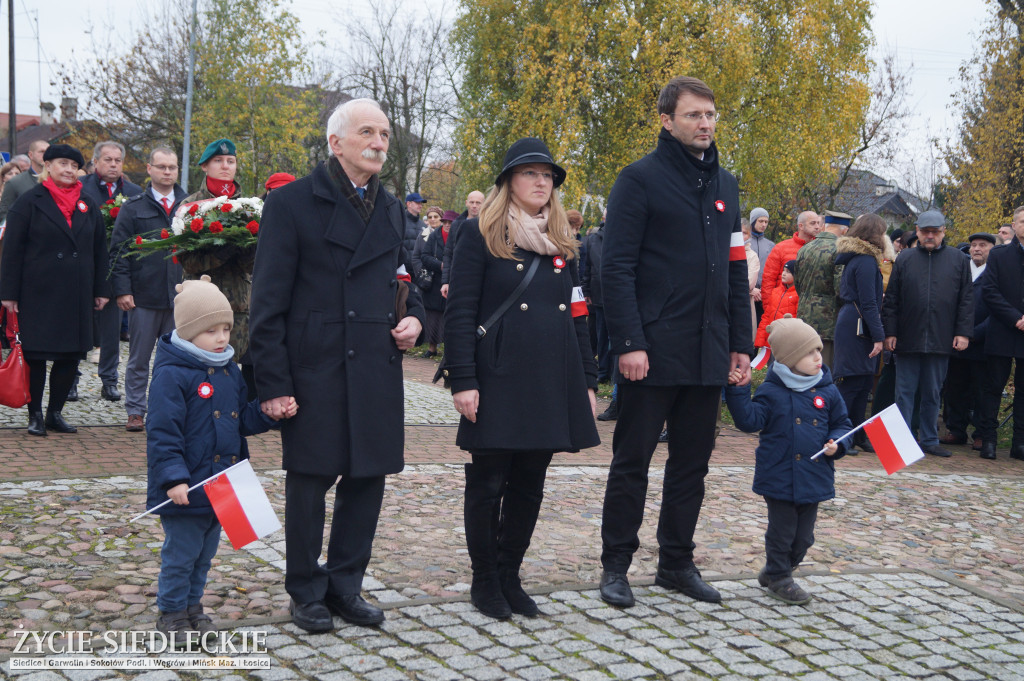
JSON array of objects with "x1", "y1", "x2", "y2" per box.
[
  {"x1": 80, "y1": 141, "x2": 144, "y2": 402},
  {"x1": 0, "y1": 144, "x2": 110, "y2": 436},
  {"x1": 726, "y1": 316, "x2": 850, "y2": 605},
  {"x1": 109, "y1": 146, "x2": 186, "y2": 432},
  {"x1": 977, "y1": 208, "x2": 1024, "y2": 460},
  {"x1": 403, "y1": 192, "x2": 426, "y2": 255},
  {"x1": 833, "y1": 215, "x2": 887, "y2": 454},
  {"x1": 581, "y1": 211, "x2": 611, "y2": 383},
  {"x1": 145, "y1": 276, "x2": 281, "y2": 641},
  {"x1": 598, "y1": 76, "x2": 753, "y2": 609},
  {"x1": 941, "y1": 232, "x2": 993, "y2": 454},
  {"x1": 440, "y1": 190, "x2": 485, "y2": 297},
  {"x1": 445, "y1": 137, "x2": 599, "y2": 620},
  {"x1": 420, "y1": 209, "x2": 455, "y2": 357},
  {"x1": 412, "y1": 205, "x2": 442, "y2": 284},
  {"x1": 249, "y1": 98, "x2": 424, "y2": 633},
  {"x1": 881, "y1": 210, "x2": 973, "y2": 458}
]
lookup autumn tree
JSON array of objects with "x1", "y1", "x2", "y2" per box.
[{"x1": 944, "y1": 0, "x2": 1024, "y2": 240}]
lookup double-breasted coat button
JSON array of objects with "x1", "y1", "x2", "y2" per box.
[
  {"x1": 795, "y1": 454, "x2": 801, "y2": 460},
  {"x1": 520, "y1": 303, "x2": 528, "y2": 311},
  {"x1": 443, "y1": 369, "x2": 449, "y2": 376},
  {"x1": 214, "y1": 455, "x2": 220, "y2": 462},
  {"x1": 812, "y1": 419, "x2": 818, "y2": 426},
  {"x1": 559, "y1": 304, "x2": 566, "y2": 311},
  {"x1": 554, "y1": 268, "x2": 561, "y2": 273},
  {"x1": 214, "y1": 410, "x2": 221, "y2": 418},
  {"x1": 387, "y1": 312, "x2": 394, "y2": 321},
  {"x1": 347, "y1": 350, "x2": 355, "y2": 358},
  {"x1": 517, "y1": 263, "x2": 524, "y2": 271},
  {"x1": 389, "y1": 355, "x2": 396, "y2": 363},
  {"x1": 348, "y1": 311, "x2": 356, "y2": 318},
  {"x1": 795, "y1": 417, "x2": 801, "y2": 424},
  {"x1": 208, "y1": 368, "x2": 215, "y2": 375},
  {"x1": 625, "y1": 339, "x2": 632, "y2": 347},
  {"x1": 72, "y1": 252, "x2": 78, "y2": 258},
  {"x1": 57, "y1": 253, "x2": 63, "y2": 259},
  {"x1": 231, "y1": 456, "x2": 237, "y2": 464},
  {"x1": 231, "y1": 411, "x2": 238, "y2": 418},
  {"x1": 223, "y1": 369, "x2": 229, "y2": 375},
  {"x1": 388, "y1": 278, "x2": 395, "y2": 286}
]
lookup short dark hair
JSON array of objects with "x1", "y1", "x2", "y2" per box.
[
  {"x1": 658, "y1": 76, "x2": 715, "y2": 117},
  {"x1": 847, "y1": 213, "x2": 887, "y2": 251}
]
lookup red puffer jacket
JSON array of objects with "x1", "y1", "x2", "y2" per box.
[{"x1": 755, "y1": 284, "x2": 800, "y2": 347}]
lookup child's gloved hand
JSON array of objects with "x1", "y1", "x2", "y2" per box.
[
  {"x1": 727, "y1": 368, "x2": 744, "y2": 385},
  {"x1": 823, "y1": 439, "x2": 839, "y2": 457},
  {"x1": 167, "y1": 483, "x2": 189, "y2": 505}
]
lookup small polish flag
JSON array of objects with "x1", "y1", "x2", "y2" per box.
[
  {"x1": 396, "y1": 264, "x2": 412, "y2": 283},
  {"x1": 203, "y1": 460, "x2": 281, "y2": 549},
  {"x1": 571, "y1": 286, "x2": 588, "y2": 317},
  {"x1": 751, "y1": 346, "x2": 771, "y2": 370},
  {"x1": 729, "y1": 230, "x2": 745, "y2": 261},
  {"x1": 862, "y1": 404, "x2": 925, "y2": 475}
]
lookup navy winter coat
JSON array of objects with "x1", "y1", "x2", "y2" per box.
[
  {"x1": 725, "y1": 366, "x2": 851, "y2": 504},
  {"x1": 833, "y1": 237, "x2": 884, "y2": 378},
  {"x1": 145, "y1": 335, "x2": 275, "y2": 515}
]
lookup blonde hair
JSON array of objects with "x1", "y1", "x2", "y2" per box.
[{"x1": 477, "y1": 182, "x2": 578, "y2": 261}]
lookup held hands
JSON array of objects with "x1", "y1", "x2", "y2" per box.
[
  {"x1": 727, "y1": 368, "x2": 744, "y2": 384},
  {"x1": 261, "y1": 395, "x2": 298, "y2": 421},
  {"x1": 729, "y1": 351, "x2": 752, "y2": 386},
  {"x1": 167, "y1": 483, "x2": 189, "y2": 505},
  {"x1": 823, "y1": 439, "x2": 838, "y2": 457},
  {"x1": 392, "y1": 316, "x2": 422, "y2": 350},
  {"x1": 453, "y1": 389, "x2": 479, "y2": 423}
]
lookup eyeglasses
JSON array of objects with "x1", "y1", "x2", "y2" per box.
[
  {"x1": 150, "y1": 165, "x2": 179, "y2": 172},
  {"x1": 514, "y1": 170, "x2": 554, "y2": 182},
  {"x1": 669, "y1": 111, "x2": 720, "y2": 122}
]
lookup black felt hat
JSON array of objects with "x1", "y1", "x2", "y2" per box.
[
  {"x1": 495, "y1": 137, "x2": 566, "y2": 188},
  {"x1": 42, "y1": 144, "x2": 85, "y2": 169}
]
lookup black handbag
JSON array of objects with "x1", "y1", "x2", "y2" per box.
[
  {"x1": 433, "y1": 254, "x2": 541, "y2": 388},
  {"x1": 418, "y1": 267, "x2": 434, "y2": 290}
]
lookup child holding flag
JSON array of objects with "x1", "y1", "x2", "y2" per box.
[
  {"x1": 725, "y1": 315, "x2": 851, "y2": 605},
  {"x1": 145, "y1": 275, "x2": 295, "y2": 640}
]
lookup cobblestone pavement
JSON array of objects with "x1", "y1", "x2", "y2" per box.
[{"x1": 1, "y1": 356, "x2": 1023, "y2": 678}]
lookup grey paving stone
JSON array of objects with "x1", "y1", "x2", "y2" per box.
[
  {"x1": 605, "y1": 662, "x2": 656, "y2": 679},
  {"x1": 337, "y1": 654, "x2": 388, "y2": 673},
  {"x1": 546, "y1": 656, "x2": 593, "y2": 674},
  {"x1": 515, "y1": 665, "x2": 558, "y2": 680},
  {"x1": 445, "y1": 654, "x2": 487, "y2": 671},
  {"x1": 495, "y1": 654, "x2": 533, "y2": 671},
  {"x1": 363, "y1": 669, "x2": 410, "y2": 681}
]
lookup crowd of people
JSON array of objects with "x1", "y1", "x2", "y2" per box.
[{"x1": 0, "y1": 72, "x2": 1021, "y2": 642}]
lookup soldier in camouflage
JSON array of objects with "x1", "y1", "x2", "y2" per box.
[{"x1": 794, "y1": 210, "x2": 852, "y2": 368}]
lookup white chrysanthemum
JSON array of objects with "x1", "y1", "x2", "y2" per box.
[{"x1": 171, "y1": 217, "x2": 185, "y2": 235}]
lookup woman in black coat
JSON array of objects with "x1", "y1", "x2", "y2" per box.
[
  {"x1": 0, "y1": 144, "x2": 110, "y2": 436},
  {"x1": 833, "y1": 214, "x2": 887, "y2": 453},
  {"x1": 420, "y1": 210, "x2": 454, "y2": 357},
  {"x1": 445, "y1": 138, "x2": 600, "y2": 619}
]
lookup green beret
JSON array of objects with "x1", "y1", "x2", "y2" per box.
[{"x1": 197, "y1": 138, "x2": 236, "y2": 166}]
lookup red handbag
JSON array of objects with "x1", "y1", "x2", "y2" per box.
[{"x1": 0, "y1": 311, "x2": 31, "y2": 409}]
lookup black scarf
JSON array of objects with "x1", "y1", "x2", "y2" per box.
[
  {"x1": 327, "y1": 156, "x2": 379, "y2": 224},
  {"x1": 657, "y1": 128, "x2": 718, "y2": 189}
]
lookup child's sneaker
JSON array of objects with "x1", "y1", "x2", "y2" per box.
[
  {"x1": 766, "y1": 577, "x2": 812, "y2": 605},
  {"x1": 157, "y1": 610, "x2": 191, "y2": 648},
  {"x1": 187, "y1": 603, "x2": 217, "y2": 636}
]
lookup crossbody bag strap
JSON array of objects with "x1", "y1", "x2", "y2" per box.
[{"x1": 476, "y1": 253, "x2": 541, "y2": 339}]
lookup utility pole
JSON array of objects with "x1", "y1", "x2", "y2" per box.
[
  {"x1": 7, "y1": 0, "x2": 15, "y2": 158},
  {"x1": 181, "y1": 0, "x2": 199, "y2": 193}
]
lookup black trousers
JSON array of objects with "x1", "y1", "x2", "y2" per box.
[
  {"x1": 284, "y1": 471, "x2": 385, "y2": 604},
  {"x1": 977, "y1": 356, "x2": 1024, "y2": 444},
  {"x1": 763, "y1": 497, "x2": 818, "y2": 582},
  {"x1": 943, "y1": 356, "x2": 986, "y2": 440},
  {"x1": 27, "y1": 359, "x2": 79, "y2": 413},
  {"x1": 837, "y1": 374, "x2": 873, "y2": 445},
  {"x1": 463, "y1": 451, "x2": 553, "y2": 575},
  {"x1": 600, "y1": 384, "x2": 719, "y2": 571}
]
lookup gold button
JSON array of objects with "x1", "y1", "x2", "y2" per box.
[
  {"x1": 559, "y1": 304, "x2": 566, "y2": 311},
  {"x1": 231, "y1": 456, "x2": 237, "y2": 464},
  {"x1": 223, "y1": 369, "x2": 229, "y2": 375},
  {"x1": 520, "y1": 303, "x2": 528, "y2": 311},
  {"x1": 795, "y1": 417, "x2": 801, "y2": 424},
  {"x1": 517, "y1": 264, "x2": 524, "y2": 271},
  {"x1": 443, "y1": 369, "x2": 449, "y2": 376},
  {"x1": 214, "y1": 455, "x2": 220, "y2": 462},
  {"x1": 214, "y1": 410, "x2": 221, "y2": 418},
  {"x1": 231, "y1": 411, "x2": 238, "y2": 418},
  {"x1": 795, "y1": 454, "x2": 801, "y2": 460},
  {"x1": 208, "y1": 368, "x2": 215, "y2": 375},
  {"x1": 810, "y1": 388, "x2": 816, "y2": 392},
  {"x1": 812, "y1": 419, "x2": 818, "y2": 426}
]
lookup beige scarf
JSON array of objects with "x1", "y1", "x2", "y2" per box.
[{"x1": 507, "y1": 200, "x2": 560, "y2": 255}]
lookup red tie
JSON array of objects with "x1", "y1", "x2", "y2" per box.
[
  {"x1": 162, "y1": 197, "x2": 172, "y2": 216},
  {"x1": 107, "y1": 183, "x2": 115, "y2": 199}
]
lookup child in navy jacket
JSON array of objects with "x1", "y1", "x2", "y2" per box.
[
  {"x1": 726, "y1": 315, "x2": 851, "y2": 605},
  {"x1": 146, "y1": 275, "x2": 295, "y2": 641}
]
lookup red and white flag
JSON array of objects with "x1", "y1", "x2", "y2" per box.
[
  {"x1": 571, "y1": 286, "x2": 588, "y2": 317},
  {"x1": 203, "y1": 460, "x2": 281, "y2": 549},
  {"x1": 729, "y1": 231, "x2": 745, "y2": 261},
  {"x1": 862, "y1": 404, "x2": 925, "y2": 475},
  {"x1": 751, "y1": 346, "x2": 771, "y2": 370}
]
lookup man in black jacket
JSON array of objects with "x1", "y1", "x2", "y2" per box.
[
  {"x1": 882, "y1": 210, "x2": 973, "y2": 458},
  {"x1": 598, "y1": 76, "x2": 753, "y2": 608},
  {"x1": 403, "y1": 192, "x2": 426, "y2": 255},
  {"x1": 80, "y1": 141, "x2": 143, "y2": 402},
  {"x1": 109, "y1": 147, "x2": 185, "y2": 432},
  {"x1": 978, "y1": 207, "x2": 1024, "y2": 460},
  {"x1": 440, "y1": 190, "x2": 484, "y2": 298},
  {"x1": 581, "y1": 211, "x2": 610, "y2": 383}
]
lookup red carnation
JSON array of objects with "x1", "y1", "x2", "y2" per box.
[
  {"x1": 105, "y1": 199, "x2": 114, "y2": 206},
  {"x1": 246, "y1": 221, "x2": 259, "y2": 235},
  {"x1": 210, "y1": 221, "x2": 224, "y2": 233},
  {"x1": 110, "y1": 207, "x2": 120, "y2": 218},
  {"x1": 190, "y1": 218, "x2": 203, "y2": 233},
  {"x1": 188, "y1": 204, "x2": 198, "y2": 215},
  {"x1": 135, "y1": 235, "x2": 143, "y2": 245},
  {"x1": 221, "y1": 203, "x2": 233, "y2": 212},
  {"x1": 160, "y1": 228, "x2": 169, "y2": 239}
]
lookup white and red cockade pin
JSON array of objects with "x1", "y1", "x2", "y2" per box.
[
  {"x1": 197, "y1": 382, "x2": 214, "y2": 399},
  {"x1": 553, "y1": 256, "x2": 566, "y2": 270},
  {"x1": 77, "y1": 201, "x2": 88, "y2": 213},
  {"x1": 813, "y1": 395, "x2": 825, "y2": 409},
  {"x1": 714, "y1": 200, "x2": 726, "y2": 213}
]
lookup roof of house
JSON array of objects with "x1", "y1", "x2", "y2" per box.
[
  {"x1": 832, "y1": 168, "x2": 927, "y2": 219},
  {"x1": 0, "y1": 120, "x2": 69, "y2": 155}
]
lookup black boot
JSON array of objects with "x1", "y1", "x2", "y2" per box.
[
  {"x1": 470, "y1": 571, "x2": 511, "y2": 619},
  {"x1": 45, "y1": 410, "x2": 78, "y2": 433},
  {"x1": 499, "y1": 569, "x2": 538, "y2": 617},
  {"x1": 27, "y1": 411, "x2": 47, "y2": 437},
  {"x1": 597, "y1": 397, "x2": 618, "y2": 421},
  {"x1": 464, "y1": 462, "x2": 509, "y2": 618},
  {"x1": 495, "y1": 454, "x2": 550, "y2": 618},
  {"x1": 980, "y1": 441, "x2": 997, "y2": 460}
]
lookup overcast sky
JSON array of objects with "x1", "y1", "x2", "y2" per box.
[{"x1": 1, "y1": 0, "x2": 995, "y2": 181}]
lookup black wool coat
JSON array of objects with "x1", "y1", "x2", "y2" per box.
[
  {"x1": 981, "y1": 239, "x2": 1024, "y2": 358},
  {"x1": 602, "y1": 132, "x2": 753, "y2": 386},
  {"x1": 444, "y1": 219, "x2": 600, "y2": 453},
  {"x1": 419, "y1": 225, "x2": 447, "y2": 312},
  {"x1": 581, "y1": 225, "x2": 604, "y2": 306},
  {"x1": 249, "y1": 162, "x2": 424, "y2": 478},
  {"x1": 109, "y1": 186, "x2": 186, "y2": 309},
  {"x1": 833, "y1": 239, "x2": 884, "y2": 378},
  {"x1": 0, "y1": 184, "x2": 110, "y2": 354}
]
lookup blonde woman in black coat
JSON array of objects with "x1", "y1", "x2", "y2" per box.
[{"x1": 445, "y1": 138, "x2": 600, "y2": 619}]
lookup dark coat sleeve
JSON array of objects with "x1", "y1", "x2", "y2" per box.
[
  {"x1": 851, "y1": 257, "x2": 885, "y2": 342},
  {"x1": 954, "y1": 256, "x2": 974, "y2": 338},
  {"x1": 881, "y1": 256, "x2": 902, "y2": 337},
  {"x1": 602, "y1": 166, "x2": 650, "y2": 354},
  {"x1": 981, "y1": 250, "x2": 1022, "y2": 330},
  {"x1": 108, "y1": 205, "x2": 135, "y2": 298},
  {"x1": 146, "y1": 369, "x2": 191, "y2": 494},
  {"x1": 91, "y1": 202, "x2": 111, "y2": 299}
]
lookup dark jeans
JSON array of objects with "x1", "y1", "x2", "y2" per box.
[
  {"x1": 977, "y1": 356, "x2": 1024, "y2": 445},
  {"x1": 943, "y1": 356, "x2": 986, "y2": 440},
  {"x1": 763, "y1": 497, "x2": 818, "y2": 582},
  {"x1": 158, "y1": 513, "x2": 221, "y2": 612},
  {"x1": 463, "y1": 451, "x2": 553, "y2": 575},
  {"x1": 601, "y1": 384, "x2": 719, "y2": 571},
  {"x1": 284, "y1": 472, "x2": 386, "y2": 604},
  {"x1": 895, "y1": 353, "x2": 949, "y2": 447},
  {"x1": 27, "y1": 359, "x2": 78, "y2": 413}
]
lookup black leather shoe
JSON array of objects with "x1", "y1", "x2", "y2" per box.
[
  {"x1": 66, "y1": 385, "x2": 78, "y2": 402},
  {"x1": 101, "y1": 385, "x2": 122, "y2": 401},
  {"x1": 597, "y1": 399, "x2": 618, "y2": 421},
  {"x1": 27, "y1": 411, "x2": 47, "y2": 437},
  {"x1": 599, "y1": 571, "x2": 634, "y2": 608},
  {"x1": 1010, "y1": 445, "x2": 1024, "y2": 461},
  {"x1": 470, "y1": 572, "x2": 511, "y2": 619},
  {"x1": 655, "y1": 565, "x2": 722, "y2": 603},
  {"x1": 44, "y1": 410, "x2": 77, "y2": 433},
  {"x1": 289, "y1": 599, "x2": 333, "y2": 633},
  {"x1": 325, "y1": 593, "x2": 385, "y2": 626},
  {"x1": 939, "y1": 432, "x2": 967, "y2": 445},
  {"x1": 979, "y1": 441, "x2": 997, "y2": 460},
  {"x1": 922, "y1": 444, "x2": 952, "y2": 458}
]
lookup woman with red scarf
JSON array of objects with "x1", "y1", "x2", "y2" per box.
[{"x1": 0, "y1": 144, "x2": 110, "y2": 436}]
